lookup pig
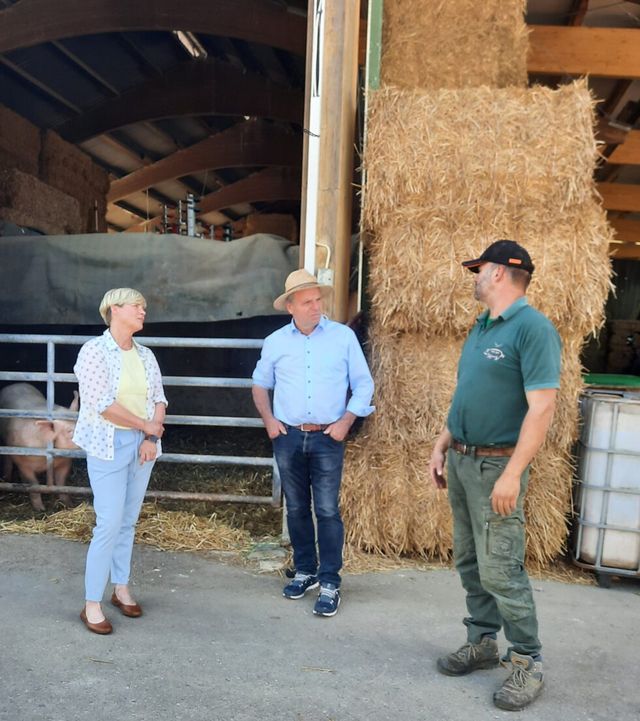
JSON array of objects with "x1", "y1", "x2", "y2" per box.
[{"x1": 0, "y1": 383, "x2": 79, "y2": 512}]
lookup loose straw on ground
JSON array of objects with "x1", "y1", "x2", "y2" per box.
[{"x1": 0, "y1": 502, "x2": 252, "y2": 553}]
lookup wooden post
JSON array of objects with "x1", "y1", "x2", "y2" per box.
[{"x1": 300, "y1": 0, "x2": 361, "y2": 322}]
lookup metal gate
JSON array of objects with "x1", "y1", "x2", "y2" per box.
[{"x1": 0, "y1": 333, "x2": 280, "y2": 506}]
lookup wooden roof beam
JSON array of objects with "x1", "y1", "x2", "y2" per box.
[
  {"x1": 55, "y1": 59, "x2": 303, "y2": 143},
  {"x1": 0, "y1": 55, "x2": 82, "y2": 114},
  {"x1": 610, "y1": 243, "x2": 640, "y2": 260},
  {"x1": 596, "y1": 117, "x2": 629, "y2": 146},
  {"x1": 608, "y1": 218, "x2": 640, "y2": 259},
  {"x1": 528, "y1": 26, "x2": 640, "y2": 79},
  {"x1": 126, "y1": 167, "x2": 301, "y2": 232},
  {"x1": 108, "y1": 120, "x2": 302, "y2": 202},
  {"x1": 607, "y1": 130, "x2": 640, "y2": 165},
  {"x1": 598, "y1": 183, "x2": 640, "y2": 213},
  {"x1": 0, "y1": 0, "x2": 305, "y2": 56},
  {"x1": 567, "y1": 0, "x2": 589, "y2": 26},
  {"x1": 609, "y1": 217, "x2": 640, "y2": 244},
  {"x1": 199, "y1": 167, "x2": 301, "y2": 217}
]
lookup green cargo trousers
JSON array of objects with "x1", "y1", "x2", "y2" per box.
[{"x1": 447, "y1": 448, "x2": 541, "y2": 658}]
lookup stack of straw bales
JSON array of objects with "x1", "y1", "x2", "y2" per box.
[
  {"x1": 342, "y1": 2, "x2": 613, "y2": 567},
  {"x1": 40, "y1": 130, "x2": 110, "y2": 233},
  {"x1": 0, "y1": 104, "x2": 109, "y2": 234}
]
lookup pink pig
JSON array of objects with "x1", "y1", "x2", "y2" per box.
[{"x1": 0, "y1": 383, "x2": 79, "y2": 511}]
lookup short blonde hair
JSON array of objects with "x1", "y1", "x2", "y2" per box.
[{"x1": 99, "y1": 288, "x2": 146, "y2": 325}]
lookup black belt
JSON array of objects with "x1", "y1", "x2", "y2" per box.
[{"x1": 451, "y1": 440, "x2": 515, "y2": 457}]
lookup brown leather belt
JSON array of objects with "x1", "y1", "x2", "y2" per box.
[
  {"x1": 294, "y1": 423, "x2": 329, "y2": 432},
  {"x1": 451, "y1": 440, "x2": 515, "y2": 457}
]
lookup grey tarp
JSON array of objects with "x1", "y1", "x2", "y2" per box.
[{"x1": 0, "y1": 232, "x2": 298, "y2": 324}]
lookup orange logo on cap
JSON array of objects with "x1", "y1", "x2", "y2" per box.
[{"x1": 509, "y1": 258, "x2": 522, "y2": 265}]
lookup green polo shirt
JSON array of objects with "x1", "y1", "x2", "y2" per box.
[{"x1": 447, "y1": 297, "x2": 561, "y2": 447}]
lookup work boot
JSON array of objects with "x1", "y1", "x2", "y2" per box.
[
  {"x1": 493, "y1": 652, "x2": 544, "y2": 711},
  {"x1": 436, "y1": 636, "x2": 499, "y2": 676}
]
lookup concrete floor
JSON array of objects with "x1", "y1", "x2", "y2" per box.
[{"x1": 1, "y1": 533, "x2": 638, "y2": 721}]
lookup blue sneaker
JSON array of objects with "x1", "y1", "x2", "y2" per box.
[
  {"x1": 283, "y1": 572, "x2": 319, "y2": 599},
  {"x1": 313, "y1": 583, "x2": 341, "y2": 617}
]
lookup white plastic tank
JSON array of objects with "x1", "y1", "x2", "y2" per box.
[{"x1": 573, "y1": 389, "x2": 640, "y2": 578}]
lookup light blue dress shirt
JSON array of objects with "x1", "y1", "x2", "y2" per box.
[{"x1": 252, "y1": 316, "x2": 375, "y2": 426}]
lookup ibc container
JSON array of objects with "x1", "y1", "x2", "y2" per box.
[{"x1": 573, "y1": 389, "x2": 640, "y2": 586}]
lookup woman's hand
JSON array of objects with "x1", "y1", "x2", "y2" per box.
[
  {"x1": 143, "y1": 419, "x2": 164, "y2": 438},
  {"x1": 139, "y1": 438, "x2": 158, "y2": 464}
]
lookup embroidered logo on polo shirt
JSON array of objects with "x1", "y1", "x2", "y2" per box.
[{"x1": 484, "y1": 347, "x2": 505, "y2": 361}]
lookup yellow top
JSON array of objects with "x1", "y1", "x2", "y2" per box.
[{"x1": 114, "y1": 347, "x2": 148, "y2": 428}]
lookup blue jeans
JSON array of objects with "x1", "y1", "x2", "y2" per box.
[
  {"x1": 273, "y1": 428, "x2": 345, "y2": 587},
  {"x1": 84, "y1": 429, "x2": 155, "y2": 602}
]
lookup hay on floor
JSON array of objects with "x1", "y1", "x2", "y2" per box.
[{"x1": 0, "y1": 502, "x2": 252, "y2": 553}]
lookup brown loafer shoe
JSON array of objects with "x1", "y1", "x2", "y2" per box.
[
  {"x1": 80, "y1": 608, "x2": 112, "y2": 635},
  {"x1": 111, "y1": 592, "x2": 143, "y2": 618}
]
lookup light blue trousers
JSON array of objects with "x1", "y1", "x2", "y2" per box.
[{"x1": 84, "y1": 429, "x2": 155, "y2": 602}]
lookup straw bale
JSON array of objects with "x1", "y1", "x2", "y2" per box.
[
  {"x1": 342, "y1": 433, "x2": 576, "y2": 564},
  {"x1": 365, "y1": 203, "x2": 611, "y2": 338},
  {"x1": 363, "y1": 82, "x2": 597, "y2": 232},
  {"x1": 0, "y1": 168, "x2": 82, "y2": 234},
  {"x1": 340, "y1": 438, "x2": 406, "y2": 554},
  {"x1": 547, "y1": 332, "x2": 585, "y2": 449},
  {"x1": 341, "y1": 325, "x2": 586, "y2": 562},
  {"x1": 362, "y1": 81, "x2": 611, "y2": 338},
  {"x1": 402, "y1": 440, "x2": 453, "y2": 557},
  {"x1": 40, "y1": 130, "x2": 110, "y2": 232},
  {"x1": 524, "y1": 443, "x2": 575, "y2": 568},
  {"x1": 341, "y1": 437, "x2": 453, "y2": 558},
  {"x1": 363, "y1": 326, "x2": 460, "y2": 444},
  {"x1": 0, "y1": 104, "x2": 41, "y2": 176},
  {"x1": 362, "y1": 322, "x2": 586, "y2": 451},
  {"x1": 380, "y1": 0, "x2": 528, "y2": 90},
  {"x1": 41, "y1": 130, "x2": 106, "y2": 194}
]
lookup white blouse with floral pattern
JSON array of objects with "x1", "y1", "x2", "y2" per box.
[{"x1": 73, "y1": 329, "x2": 168, "y2": 460}]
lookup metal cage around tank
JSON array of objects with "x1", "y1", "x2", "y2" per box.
[
  {"x1": 0, "y1": 333, "x2": 281, "y2": 506},
  {"x1": 572, "y1": 388, "x2": 640, "y2": 585}
]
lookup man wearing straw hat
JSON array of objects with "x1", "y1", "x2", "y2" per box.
[
  {"x1": 429, "y1": 240, "x2": 561, "y2": 711},
  {"x1": 252, "y1": 269, "x2": 374, "y2": 617}
]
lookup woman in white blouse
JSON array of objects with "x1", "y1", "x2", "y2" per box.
[{"x1": 73, "y1": 288, "x2": 167, "y2": 635}]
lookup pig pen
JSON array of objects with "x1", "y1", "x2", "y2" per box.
[{"x1": 0, "y1": 316, "x2": 288, "y2": 539}]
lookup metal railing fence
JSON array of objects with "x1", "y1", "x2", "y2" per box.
[{"x1": 0, "y1": 333, "x2": 280, "y2": 506}]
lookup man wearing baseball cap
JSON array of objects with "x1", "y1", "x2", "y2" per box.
[
  {"x1": 429, "y1": 240, "x2": 561, "y2": 711},
  {"x1": 252, "y1": 269, "x2": 374, "y2": 617}
]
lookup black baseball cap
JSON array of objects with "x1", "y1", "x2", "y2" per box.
[{"x1": 462, "y1": 240, "x2": 535, "y2": 274}]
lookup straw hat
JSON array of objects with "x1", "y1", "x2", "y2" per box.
[{"x1": 273, "y1": 269, "x2": 333, "y2": 311}]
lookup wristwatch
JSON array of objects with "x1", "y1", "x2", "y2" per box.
[{"x1": 144, "y1": 434, "x2": 160, "y2": 443}]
